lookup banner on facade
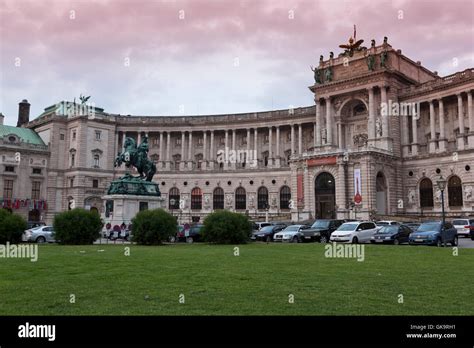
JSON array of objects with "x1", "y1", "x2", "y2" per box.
[{"x1": 353, "y1": 169, "x2": 362, "y2": 205}]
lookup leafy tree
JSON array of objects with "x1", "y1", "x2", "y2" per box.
[
  {"x1": 132, "y1": 209, "x2": 177, "y2": 245},
  {"x1": 201, "y1": 210, "x2": 252, "y2": 244},
  {"x1": 0, "y1": 208, "x2": 27, "y2": 244},
  {"x1": 53, "y1": 208, "x2": 102, "y2": 244}
]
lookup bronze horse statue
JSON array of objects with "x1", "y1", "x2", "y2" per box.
[{"x1": 114, "y1": 137, "x2": 156, "y2": 181}]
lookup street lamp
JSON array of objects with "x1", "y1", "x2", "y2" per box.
[
  {"x1": 437, "y1": 175, "x2": 447, "y2": 245},
  {"x1": 170, "y1": 198, "x2": 176, "y2": 220}
]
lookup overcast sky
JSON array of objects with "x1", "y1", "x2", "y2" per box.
[{"x1": 0, "y1": 0, "x2": 473, "y2": 126}]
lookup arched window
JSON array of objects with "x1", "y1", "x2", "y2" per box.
[
  {"x1": 93, "y1": 154, "x2": 100, "y2": 167},
  {"x1": 448, "y1": 176, "x2": 463, "y2": 207},
  {"x1": 257, "y1": 186, "x2": 269, "y2": 210},
  {"x1": 419, "y1": 178, "x2": 434, "y2": 208},
  {"x1": 280, "y1": 186, "x2": 291, "y2": 209},
  {"x1": 191, "y1": 187, "x2": 202, "y2": 210},
  {"x1": 235, "y1": 187, "x2": 246, "y2": 210},
  {"x1": 213, "y1": 187, "x2": 224, "y2": 210},
  {"x1": 169, "y1": 187, "x2": 180, "y2": 209}
]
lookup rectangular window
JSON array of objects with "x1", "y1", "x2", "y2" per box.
[
  {"x1": 152, "y1": 137, "x2": 159, "y2": 146},
  {"x1": 32, "y1": 181, "x2": 41, "y2": 200},
  {"x1": 175, "y1": 138, "x2": 182, "y2": 146},
  {"x1": 197, "y1": 137, "x2": 203, "y2": 146},
  {"x1": 92, "y1": 179, "x2": 99, "y2": 188},
  {"x1": 95, "y1": 130, "x2": 101, "y2": 140},
  {"x1": 139, "y1": 202, "x2": 148, "y2": 211},
  {"x1": 3, "y1": 179, "x2": 13, "y2": 199},
  {"x1": 5, "y1": 166, "x2": 14, "y2": 172},
  {"x1": 32, "y1": 168, "x2": 42, "y2": 175},
  {"x1": 72, "y1": 131, "x2": 76, "y2": 140},
  {"x1": 60, "y1": 134, "x2": 65, "y2": 140},
  {"x1": 70, "y1": 178, "x2": 74, "y2": 187},
  {"x1": 71, "y1": 154, "x2": 75, "y2": 167},
  {"x1": 264, "y1": 135, "x2": 269, "y2": 143}
]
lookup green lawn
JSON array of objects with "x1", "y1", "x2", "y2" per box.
[{"x1": 0, "y1": 243, "x2": 473, "y2": 315}]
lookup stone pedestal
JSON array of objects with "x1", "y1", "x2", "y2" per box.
[{"x1": 102, "y1": 194, "x2": 165, "y2": 227}]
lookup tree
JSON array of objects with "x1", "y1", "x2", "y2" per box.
[
  {"x1": 201, "y1": 210, "x2": 252, "y2": 244},
  {"x1": 132, "y1": 209, "x2": 177, "y2": 245},
  {"x1": 0, "y1": 208, "x2": 27, "y2": 244},
  {"x1": 53, "y1": 208, "x2": 102, "y2": 244}
]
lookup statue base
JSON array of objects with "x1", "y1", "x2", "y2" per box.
[
  {"x1": 107, "y1": 175, "x2": 161, "y2": 196},
  {"x1": 101, "y1": 194, "x2": 165, "y2": 228}
]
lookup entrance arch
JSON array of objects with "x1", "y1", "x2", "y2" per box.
[
  {"x1": 314, "y1": 172, "x2": 335, "y2": 219},
  {"x1": 376, "y1": 172, "x2": 388, "y2": 215}
]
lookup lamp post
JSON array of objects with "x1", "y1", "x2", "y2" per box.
[
  {"x1": 170, "y1": 198, "x2": 176, "y2": 220},
  {"x1": 437, "y1": 175, "x2": 447, "y2": 245}
]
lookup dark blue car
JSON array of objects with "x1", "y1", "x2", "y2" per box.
[{"x1": 409, "y1": 221, "x2": 458, "y2": 247}]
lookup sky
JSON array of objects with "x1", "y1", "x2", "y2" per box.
[{"x1": 0, "y1": 0, "x2": 473, "y2": 126}]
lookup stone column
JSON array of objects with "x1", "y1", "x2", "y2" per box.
[
  {"x1": 368, "y1": 87, "x2": 375, "y2": 141},
  {"x1": 268, "y1": 127, "x2": 273, "y2": 167},
  {"x1": 336, "y1": 163, "x2": 347, "y2": 216},
  {"x1": 231, "y1": 129, "x2": 236, "y2": 169},
  {"x1": 166, "y1": 132, "x2": 171, "y2": 170},
  {"x1": 381, "y1": 86, "x2": 388, "y2": 137},
  {"x1": 188, "y1": 131, "x2": 193, "y2": 168},
  {"x1": 468, "y1": 91, "x2": 474, "y2": 148},
  {"x1": 254, "y1": 128, "x2": 258, "y2": 166},
  {"x1": 224, "y1": 130, "x2": 229, "y2": 170},
  {"x1": 209, "y1": 130, "x2": 215, "y2": 169},
  {"x1": 438, "y1": 99, "x2": 447, "y2": 152},
  {"x1": 137, "y1": 132, "x2": 142, "y2": 145},
  {"x1": 457, "y1": 93, "x2": 465, "y2": 150},
  {"x1": 429, "y1": 100, "x2": 437, "y2": 153},
  {"x1": 411, "y1": 113, "x2": 418, "y2": 156},
  {"x1": 203, "y1": 131, "x2": 207, "y2": 169},
  {"x1": 401, "y1": 111, "x2": 410, "y2": 157},
  {"x1": 180, "y1": 132, "x2": 186, "y2": 170},
  {"x1": 291, "y1": 125, "x2": 295, "y2": 155},
  {"x1": 337, "y1": 122, "x2": 343, "y2": 150},
  {"x1": 275, "y1": 126, "x2": 280, "y2": 168},
  {"x1": 159, "y1": 131, "x2": 163, "y2": 168},
  {"x1": 325, "y1": 97, "x2": 333, "y2": 145},
  {"x1": 298, "y1": 123, "x2": 303, "y2": 154},
  {"x1": 315, "y1": 101, "x2": 321, "y2": 146}
]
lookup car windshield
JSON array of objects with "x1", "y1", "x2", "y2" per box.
[
  {"x1": 337, "y1": 224, "x2": 358, "y2": 231},
  {"x1": 284, "y1": 226, "x2": 300, "y2": 232},
  {"x1": 453, "y1": 220, "x2": 468, "y2": 225},
  {"x1": 378, "y1": 226, "x2": 399, "y2": 234},
  {"x1": 417, "y1": 223, "x2": 440, "y2": 232},
  {"x1": 312, "y1": 220, "x2": 330, "y2": 228},
  {"x1": 377, "y1": 222, "x2": 389, "y2": 226},
  {"x1": 259, "y1": 226, "x2": 274, "y2": 233}
]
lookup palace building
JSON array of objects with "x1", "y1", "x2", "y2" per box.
[{"x1": 1, "y1": 37, "x2": 474, "y2": 224}]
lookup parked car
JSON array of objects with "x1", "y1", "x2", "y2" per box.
[
  {"x1": 185, "y1": 224, "x2": 204, "y2": 243},
  {"x1": 252, "y1": 222, "x2": 274, "y2": 233},
  {"x1": 300, "y1": 219, "x2": 344, "y2": 243},
  {"x1": 330, "y1": 221, "x2": 378, "y2": 244},
  {"x1": 370, "y1": 224, "x2": 412, "y2": 245},
  {"x1": 26, "y1": 221, "x2": 46, "y2": 230},
  {"x1": 251, "y1": 223, "x2": 286, "y2": 242},
  {"x1": 402, "y1": 222, "x2": 421, "y2": 231},
  {"x1": 23, "y1": 225, "x2": 56, "y2": 243},
  {"x1": 273, "y1": 225, "x2": 310, "y2": 243},
  {"x1": 409, "y1": 221, "x2": 457, "y2": 246},
  {"x1": 452, "y1": 218, "x2": 474, "y2": 237}
]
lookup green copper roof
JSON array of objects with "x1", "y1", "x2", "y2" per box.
[{"x1": 0, "y1": 125, "x2": 45, "y2": 145}]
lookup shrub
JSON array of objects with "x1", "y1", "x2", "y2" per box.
[
  {"x1": 0, "y1": 208, "x2": 27, "y2": 244},
  {"x1": 201, "y1": 210, "x2": 252, "y2": 244},
  {"x1": 131, "y1": 209, "x2": 177, "y2": 245},
  {"x1": 53, "y1": 208, "x2": 102, "y2": 244}
]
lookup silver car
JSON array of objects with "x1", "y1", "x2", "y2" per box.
[{"x1": 23, "y1": 226, "x2": 56, "y2": 243}]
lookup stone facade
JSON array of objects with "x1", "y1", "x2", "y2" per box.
[{"x1": 11, "y1": 39, "x2": 474, "y2": 224}]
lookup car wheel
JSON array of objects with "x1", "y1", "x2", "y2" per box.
[
  {"x1": 352, "y1": 237, "x2": 358, "y2": 244},
  {"x1": 393, "y1": 238, "x2": 400, "y2": 245},
  {"x1": 451, "y1": 236, "x2": 458, "y2": 247},
  {"x1": 319, "y1": 235, "x2": 328, "y2": 244},
  {"x1": 436, "y1": 238, "x2": 443, "y2": 247},
  {"x1": 186, "y1": 236, "x2": 194, "y2": 244},
  {"x1": 266, "y1": 235, "x2": 272, "y2": 243},
  {"x1": 36, "y1": 236, "x2": 46, "y2": 243},
  {"x1": 292, "y1": 236, "x2": 299, "y2": 243}
]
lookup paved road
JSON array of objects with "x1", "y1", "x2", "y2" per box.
[{"x1": 457, "y1": 236, "x2": 474, "y2": 248}]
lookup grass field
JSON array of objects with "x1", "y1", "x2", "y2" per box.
[{"x1": 0, "y1": 243, "x2": 473, "y2": 315}]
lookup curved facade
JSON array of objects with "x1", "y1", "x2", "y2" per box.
[{"x1": 20, "y1": 40, "x2": 474, "y2": 224}]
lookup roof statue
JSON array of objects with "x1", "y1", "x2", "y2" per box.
[{"x1": 339, "y1": 25, "x2": 365, "y2": 57}]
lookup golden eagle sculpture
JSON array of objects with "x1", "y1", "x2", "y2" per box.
[{"x1": 339, "y1": 25, "x2": 364, "y2": 56}]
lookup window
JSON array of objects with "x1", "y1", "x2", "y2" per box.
[
  {"x1": 213, "y1": 187, "x2": 224, "y2": 210},
  {"x1": 92, "y1": 179, "x2": 99, "y2": 188},
  {"x1": 70, "y1": 153, "x2": 75, "y2": 167},
  {"x1": 5, "y1": 166, "x2": 14, "y2": 172},
  {"x1": 235, "y1": 187, "x2": 246, "y2": 210},
  {"x1": 3, "y1": 179, "x2": 13, "y2": 199},
  {"x1": 60, "y1": 134, "x2": 65, "y2": 140},
  {"x1": 139, "y1": 202, "x2": 148, "y2": 211},
  {"x1": 70, "y1": 178, "x2": 74, "y2": 187},
  {"x1": 257, "y1": 186, "x2": 269, "y2": 210},
  {"x1": 169, "y1": 188, "x2": 180, "y2": 209},
  {"x1": 95, "y1": 130, "x2": 101, "y2": 140},
  {"x1": 32, "y1": 168, "x2": 42, "y2": 175},
  {"x1": 280, "y1": 186, "x2": 291, "y2": 209},
  {"x1": 72, "y1": 131, "x2": 76, "y2": 140},
  {"x1": 191, "y1": 187, "x2": 202, "y2": 210},
  {"x1": 419, "y1": 178, "x2": 434, "y2": 208},
  {"x1": 31, "y1": 181, "x2": 41, "y2": 200},
  {"x1": 448, "y1": 176, "x2": 463, "y2": 207},
  {"x1": 93, "y1": 154, "x2": 100, "y2": 167},
  {"x1": 197, "y1": 137, "x2": 203, "y2": 146}
]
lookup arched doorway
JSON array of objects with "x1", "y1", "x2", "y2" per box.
[
  {"x1": 315, "y1": 172, "x2": 335, "y2": 219},
  {"x1": 376, "y1": 172, "x2": 388, "y2": 215}
]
